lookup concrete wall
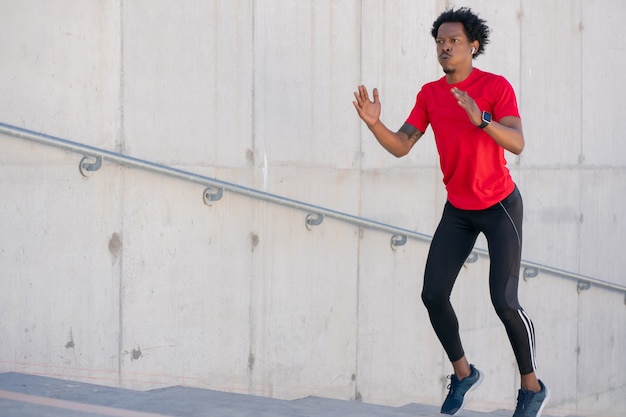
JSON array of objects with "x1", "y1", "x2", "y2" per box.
[{"x1": 1, "y1": 1, "x2": 624, "y2": 416}]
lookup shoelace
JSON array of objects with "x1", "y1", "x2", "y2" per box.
[
  {"x1": 514, "y1": 390, "x2": 531, "y2": 413},
  {"x1": 446, "y1": 375, "x2": 461, "y2": 397}
]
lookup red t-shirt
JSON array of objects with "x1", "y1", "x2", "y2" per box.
[{"x1": 405, "y1": 68, "x2": 520, "y2": 210}]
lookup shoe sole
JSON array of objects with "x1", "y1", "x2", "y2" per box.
[
  {"x1": 451, "y1": 371, "x2": 484, "y2": 416},
  {"x1": 535, "y1": 385, "x2": 551, "y2": 417}
]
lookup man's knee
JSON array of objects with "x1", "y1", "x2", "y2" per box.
[
  {"x1": 494, "y1": 304, "x2": 518, "y2": 323},
  {"x1": 421, "y1": 289, "x2": 446, "y2": 311}
]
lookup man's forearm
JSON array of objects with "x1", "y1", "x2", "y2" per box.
[
  {"x1": 368, "y1": 121, "x2": 413, "y2": 158},
  {"x1": 484, "y1": 116, "x2": 525, "y2": 155}
]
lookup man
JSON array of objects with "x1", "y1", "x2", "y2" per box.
[{"x1": 353, "y1": 7, "x2": 550, "y2": 417}]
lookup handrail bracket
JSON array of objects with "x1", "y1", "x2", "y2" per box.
[
  {"x1": 305, "y1": 213, "x2": 324, "y2": 230},
  {"x1": 390, "y1": 234, "x2": 407, "y2": 250},
  {"x1": 79, "y1": 155, "x2": 102, "y2": 177},
  {"x1": 577, "y1": 281, "x2": 591, "y2": 292},
  {"x1": 523, "y1": 267, "x2": 539, "y2": 280},
  {"x1": 465, "y1": 252, "x2": 478, "y2": 264},
  {"x1": 203, "y1": 187, "x2": 224, "y2": 205}
]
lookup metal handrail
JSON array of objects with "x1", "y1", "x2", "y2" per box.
[{"x1": 1, "y1": 121, "x2": 625, "y2": 299}]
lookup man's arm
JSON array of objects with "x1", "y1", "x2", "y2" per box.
[
  {"x1": 353, "y1": 85, "x2": 423, "y2": 157},
  {"x1": 482, "y1": 116, "x2": 524, "y2": 155},
  {"x1": 451, "y1": 87, "x2": 525, "y2": 155},
  {"x1": 367, "y1": 121, "x2": 423, "y2": 158}
]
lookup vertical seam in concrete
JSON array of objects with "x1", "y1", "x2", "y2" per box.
[
  {"x1": 117, "y1": 0, "x2": 126, "y2": 386},
  {"x1": 576, "y1": 0, "x2": 584, "y2": 409},
  {"x1": 249, "y1": 0, "x2": 257, "y2": 394},
  {"x1": 117, "y1": 0, "x2": 126, "y2": 155},
  {"x1": 577, "y1": 0, "x2": 584, "y2": 274},
  {"x1": 251, "y1": 0, "x2": 257, "y2": 156},
  {"x1": 354, "y1": 0, "x2": 363, "y2": 401}
]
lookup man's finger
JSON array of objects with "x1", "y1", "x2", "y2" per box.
[{"x1": 359, "y1": 85, "x2": 369, "y2": 101}]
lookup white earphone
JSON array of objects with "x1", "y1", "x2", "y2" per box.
[{"x1": 471, "y1": 47, "x2": 476, "y2": 54}]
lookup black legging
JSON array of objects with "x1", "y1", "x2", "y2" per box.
[{"x1": 421, "y1": 185, "x2": 537, "y2": 375}]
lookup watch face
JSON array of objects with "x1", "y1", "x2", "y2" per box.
[{"x1": 483, "y1": 111, "x2": 492, "y2": 123}]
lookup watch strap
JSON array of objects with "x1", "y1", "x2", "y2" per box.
[{"x1": 478, "y1": 111, "x2": 491, "y2": 129}]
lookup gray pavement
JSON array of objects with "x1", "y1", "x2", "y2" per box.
[{"x1": 0, "y1": 372, "x2": 565, "y2": 417}]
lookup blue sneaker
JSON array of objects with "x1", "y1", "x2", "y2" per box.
[
  {"x1": 513, "y1": 380, "x2": 551, "y2": 417},
  {"x1": 440, "y1": 364, "x2": 483, "y2": 415}
]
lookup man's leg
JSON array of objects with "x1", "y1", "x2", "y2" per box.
[
  {"x1": 482, "y1": 189, "x2": 542, "y2": 391},
  {"x1": 422, "y1": 203, "x2": 479, "y2": 368},
  {"x1": 423, "y1": 203, "x2": 484, "y2": 415}
]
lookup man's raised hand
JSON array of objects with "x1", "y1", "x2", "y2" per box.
[{"x1": 353, "y1": 85, "x2": 381, "y2": 129}]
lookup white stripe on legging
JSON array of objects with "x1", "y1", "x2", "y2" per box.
[
  {"x1": 518, "y1": 309, "x2": 537, "y2": 371},
  {"x1": 498, "y1": 202, "x2": 521, "y2": 247}
]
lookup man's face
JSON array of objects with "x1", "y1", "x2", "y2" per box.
[{"x1": 436, "y1": 22, "x2": 475, "y2": 74}]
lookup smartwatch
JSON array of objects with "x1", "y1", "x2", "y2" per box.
[{"x1": 478, "y1": 111, "x2": 492, "y2": 128}]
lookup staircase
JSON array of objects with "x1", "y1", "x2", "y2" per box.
[{"x1": 0, "y1": 372, "x2": 573, "y2": 417}]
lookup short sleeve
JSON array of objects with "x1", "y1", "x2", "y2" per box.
[
  {"x1": 405, "y1": 89, "x2": 430, "y2": 133},
  {"x1": 492, "y1": 76, "x2": 520, "y2": 121}
]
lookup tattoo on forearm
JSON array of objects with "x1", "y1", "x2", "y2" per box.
[{"x1": 399, "y1": 123, "x2": 420, "y2": 144}]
